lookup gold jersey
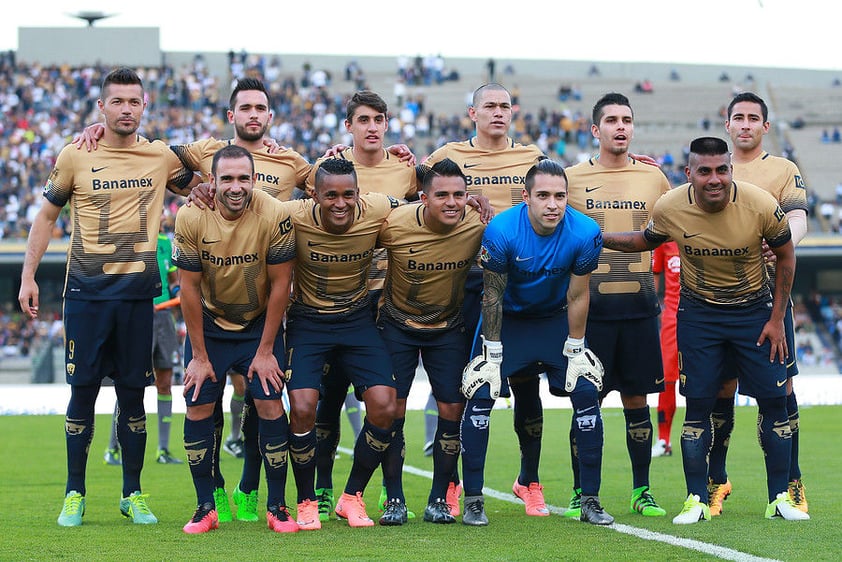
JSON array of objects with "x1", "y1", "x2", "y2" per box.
[
  {"x1": 566, "y1": 157, "x2": 671, "y2": 320},
  {"x1": 646, "y1": 181, "x2": 791, "y2": 306},
  {"x1": 286, "y1": 192, "x2": 400, "y2": 317},
  {"x1": 424, "y1": 137, "x2": 543, "y2": 211},
  {"x1": 172, "y1": 189, "x2": 296, "y2": 332},
  {"x1": 171, "y1": 138, "x2": 311, "y2": 200},
  {"x1": 44, "y1": 136, "x2": 193, "y2": 300},
  {"x1": 306, "y1": 149, "x2": 418, "y2": 291},
  {"x1": 378, "y1": 203, "x2": 485, "y2": 331}
]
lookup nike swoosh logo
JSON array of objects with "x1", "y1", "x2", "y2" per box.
[
  {"x1": 129, "y1": 416, "x2": 145, "y2": 422},
  {"x1": 654, "y1": 377, "x2": 665, "y2": 385},
  {"x1": 585, "y1": 185, "x2": 602, "y2": 193},
  {"x1": 472, "y1": 406, "x2": 492, "y2": 413},
  {"x1": 265, "y1": 443, "x2": 286, "y2": 451},
  {"x1": 776, "y1": 379, "x2": 787, "y2": 387},
  {"x1": 576, "y1": 406, "x2": 595, "y2": 414},
  {"x1": 184, "y1": 441, "x2": 204, "y2": 448},
  {"x1": 91, "y1": 166, "x2": 108, "y2": 173},
  {"x1": 442, "y1": 433, "x2": 459, "y2": 439},
  {"x1": 515, "y1": 256, "x2": 533, "y2": 262},
  {"x1": 629, "y1": 420, "x2": 649, "y2": 428},
  {"x1": 463, "y1": 163, "x2": 479, "y2": 169},
  {"x1": 408, "y1": 248, "x2": 420, "y2": 254},
  {"x1": 683, "y1": 232, "x2": 702, "y2": 239},
  {"x1": 307, "y1": 240, "x2": 324, "y2": 247},
  {"x1": 202, "y1": 237, "x2": 220, "y2": 244}
]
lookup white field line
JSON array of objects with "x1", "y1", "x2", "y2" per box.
[{"x1": 338, "y1": 446, "x2": 781, "y2": 562}]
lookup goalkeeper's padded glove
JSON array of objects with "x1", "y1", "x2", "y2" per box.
[
  {"x1": 462, "y1": 337, "x2": 502, "y2": 399},
  {"x1": 563, "y1": 336, "x2": 604, "y2": 392}
]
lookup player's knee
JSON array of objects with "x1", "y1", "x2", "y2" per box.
[{"x1": 230, "y1": 372, "x2": 247, "y2": 394}]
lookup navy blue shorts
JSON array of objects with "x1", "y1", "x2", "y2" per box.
[
  {"x1": 586, "y1": 316, "x2": 664, "y2": 397},
  {"x1": 183, "y1": 327, "x2": 285, "y2": 407},
  {"x1": 722, "y1": 299, "x2": 799, "y2": 381},
  {"x1": 500, "y1": 313, "x2": 571, "y2": 397},
  {"x1": 677, "y1": 297, "x2": 787, "y2": 400},
  {"x1": 63, "y1": 299, "x2": 154, "y2": 388},
  {"x1": 285, "y1": 308, "x2": 395, "y2": 395},
  {"x1": 378, "y1": 318, "x2": 467, "y2": 404}
]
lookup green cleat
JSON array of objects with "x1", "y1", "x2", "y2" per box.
[
  {"x1": 563, "y1": 487, "x2": 582, "y2": 519},
  {"x1": 120, "y1": 491, "x2": 158, "y2": 524},
  {"x1": 213, "y1": 488, "x2": 232, "y2": 523},
  {"x1": 316, "y1": 488, "x2": 334, "y2": 522},
  {"x1": 156, "y1": 448, "x2": 183, "y2": 464},
  {"x1": 630, "y1": 486, "x2": 666, "y2": 516},
  {"x1": 103, "y1": 448, "x2": 121, "y2": 466},
  {"x1": 58, "y1": 491, "x2": 85, "y2": 527},
  {"x1": 233, "y1": 485, "x2": 259, "y2": 522}
]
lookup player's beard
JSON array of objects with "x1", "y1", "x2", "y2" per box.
[{"x1": 235, "y1": 121, "x2": 268, "y2": 142}]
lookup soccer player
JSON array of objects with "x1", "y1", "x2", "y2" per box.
[
  {"x1": 377, "y1": 158, "x2": 485, "y2": 524},
  {"x1": 424, "y1": 83, "x2": 544, "y2": 517},
  {"x1": 602, "y1": 136, "x2": 808, "y2": 524},
  {"x1": 104, "y1": 225, "x2": 184, "y2": 466},
  {"x1": 706, "y1": 92, "x2": 810, "y2": 515},
  {"x1": 566, "y1": 92, "x2": 671, "y2": 518},
  {"x1": 174, "y1": 145, "x2": 297, "y2": 534},
  {"x1": 284, "y1": 158, "x2": 401, "y2": 528},
  {"x1": 650, "y1": 240, "x2": 680, "y2": 459},
  {"x1": 463, "y1": 159, "x2": 608, "y2": 526},
  {"x1": 18, "y1": 67, "x2": 194, "y2": 527},
  {"x1": 304, "y1": 90, "x2": 419, "y2": 524}
]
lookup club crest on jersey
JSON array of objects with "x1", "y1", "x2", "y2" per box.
[{"x1": 479, "y1": 245, "x2": 490, "y2": 263}]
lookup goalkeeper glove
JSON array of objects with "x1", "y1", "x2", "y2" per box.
[
  {"x1": 563, "y1": 336, "x2": 604, "y2": 392},
  {"x1": 461, "y1": 337, "x2": 502, "y2": 399}
]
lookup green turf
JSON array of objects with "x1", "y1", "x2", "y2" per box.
[{"x1": 0, "y1": 404, "x2": 837, "y2": 561}]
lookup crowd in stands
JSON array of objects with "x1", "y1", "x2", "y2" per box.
[{"x1": 1, "y1": 53, "x2": 841, "y2": 370}]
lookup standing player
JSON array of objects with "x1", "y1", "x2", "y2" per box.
[
  {"x1": 463, "y1": 159, "x2": 609, "y2": 525},
  {"x1": 565, "y1": 92, "x2": 670, "y2": 518},
  {"x1": 601, "y1": 136, "x2": 808, "y2": 524},
  {"x1": 284, "y1": 158, "x2": 400, "y2": 528},
  {"x1": 706, "y1": 92, "x2": 810, "y2": 515},
  {"x1": 376, "y1": 158, "x2": 485, "y2": 524},
  {"x1": 304, "y1": 90, "x2": 418, "y2": 524},
  {"x1": 104, "y1": 225, "x2": 184, "y2": 465},
  {"x1": 18, "y1": 67, "x2": 194, "y2": 526},
  {"x1": 650, "y1": 240, "x2": 681, "y2": 458},
  {"x1": 174, "y1": 145, "x2": 297, "y2": 534},
  {"x1": 424, "y1": 83, "x2": 544, "y2": 518}
]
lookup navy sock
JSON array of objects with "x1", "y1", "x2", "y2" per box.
[
  {"x1": 344, "y1": 419, "x2": 392, "y2": 495},
  {"x1": 512, "y1": 377, "x2": 542, "y2": 485},
  {"x1": 289, "y1": 429, "x2": 317, "y2": 503},
  {"x1": 238, "y1": 393, "x2": 262, "y2": 493},
  {"x1": 681, "y1": 397, "x2": 716, "y2": 502},
  {"x1": 65, "y1": 385, "x2": 100, "y2": 496},
  {"x1": 260, "y1": 414, "x2": 289, "y2": 508},
  {"x1": 708, "y1": 397, "x2": 734, "y2": 483},
  {"x1": 430, "y1": 417, "x2": 461, "y2": 502},
  {"x1": 461, "y1": 397, "x2": 494, "y2": 496},
  {"x1": 570, "y1": 386, "x2": 602, "y2": 496},
  {"x1": 184, "y1": 416, "x2": 216, "y2": 505},
  {"x1": 381, "y1": 418, "x2": 406, "y2": 502},
  {"x1": 314, "y1": 379, "x2": 345, "y2": 490},
  {"x1": 624, "y1": 406, "x2": 653, "y2": 489},
  {"x1": 114, "y1": 385, "x2": 147, "y2": 497},
  {"x1": 757, "y1": 396, "x2": 792, "y2": 502},
  {"x1": 787, "y1": 391, "x2": 801, "y2": 481}
]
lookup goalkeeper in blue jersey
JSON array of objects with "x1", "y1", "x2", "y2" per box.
[{"x1": 460, "y1": 158, "x2": 613, "y2": 526}]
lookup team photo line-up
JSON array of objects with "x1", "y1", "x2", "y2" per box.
[{"x1": 17, "y1": 66, "x2": 810, "y2": 533}]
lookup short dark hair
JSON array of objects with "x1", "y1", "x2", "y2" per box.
[
  {"x1": 420, "y1": 158, "x2": 467, "y2": 194},
  {"x1": 211, "y1": 144, "x2": 254, "y2": 177},
  {"x1": 727, "y1": 92, "x2": 768, "y2": 122},
  {"x1": 689, "y1": 136, "x2": 729, "y2": 156},
  {"x1": 472, "y1": 83, "x2": 510, "y2": 107},
  {"x1": 315, "y1": 158, "x2": 357, "y2": 190},
  {"x1": 229, "y1": 77, "x2": 271, "y2": 111},
  {"x1": 102, "y1": 67, "x2": 143, "y2": 94},
  {"x1": 346, "y1": 90, "x2": 388, "y2": 121},
  {"x1": 592, "y1": 92, "x2": 632, "y2": 125},
  {"x1": 524, "y1": 158, "x2": 567, "y2": 193}
]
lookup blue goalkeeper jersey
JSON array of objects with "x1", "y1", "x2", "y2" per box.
[{"x1": 480, "y1": 202, "x2": 602, "y2": 317}]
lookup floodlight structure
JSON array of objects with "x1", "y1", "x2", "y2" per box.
[{"x1": 68, "y1": 11, "x2": 117, "y2": 27}]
